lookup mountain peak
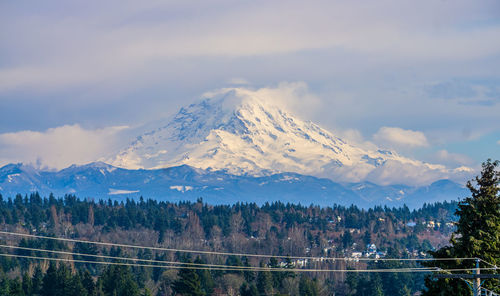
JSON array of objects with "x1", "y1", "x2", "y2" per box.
[
  {"x1": 201, "y1": 87, "x2": 276, "y2": 110},
  {"x1": 108, "y1": 87, "x2": 467, "y2": 186}
]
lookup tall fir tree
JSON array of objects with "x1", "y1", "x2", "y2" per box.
[
  {"x1": 194, "y1": 257, "x2": 214, "y2": 295},
  {"x1": 100, "y1": 265, "x2": 139, "y2": 296},
  {"x1": 171, "y1": 261, "x2": 205, "y2": 296},
  {"x1": 256, "y1": 261, "x2": 273, "y2": 296},
  {"x1": 240, "y1": 282, "x2": 259, "y2": 296},
  {"x1": 298, "y1": 275, "x2": 319, "y2": 296},
  {"x1": 22, "y1": 272, "x2": 32, "y2": 295},
  {"x1": 41, "y1": 262, "x2": 58, "y2": 296},
  {"x1": 31, "y1": 265, "x2": 44, "y2": 295},
  {"x1": 423, "y1": 159, "x2": 500, "y2": 295}
]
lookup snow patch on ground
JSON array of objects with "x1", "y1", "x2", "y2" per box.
[
  {"x1": 169, "y1": 185, "x2": 194, "y2": 192},
  {"x1": 108, "y1": 188, "x2": 139, "y2": 195},
  {"x1": 7, "y1": 174, "x2": 20, "y2": 183},
  {"x1": 279, "y1": 175, "x2": 300, "y2": 182}
]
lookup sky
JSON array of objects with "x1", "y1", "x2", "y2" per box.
[{"x1": 0, "y1": 0, "x2": 499, "y2": 178}]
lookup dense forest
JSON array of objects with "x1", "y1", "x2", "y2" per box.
[{"x1": 0, "y1": 192, "x2": 461, "y2": 295}]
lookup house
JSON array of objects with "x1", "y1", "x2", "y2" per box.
[
  {"x1": 294, "y1": 259, "x2": 309, "y2": 267},
  {"x1": 351, "y1": 252, "x2": 363, "y2": 258},
  {"x1": 406, "y1": 221, "x2": 416, "y2": 227}
]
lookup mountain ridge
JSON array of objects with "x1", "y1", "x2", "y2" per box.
[
  {"x1": 0, "y1": 162, "x2": 467, "y2": 208},
  {"x1": 108, "y1": 87, "x2": 471, "y2": 186}
]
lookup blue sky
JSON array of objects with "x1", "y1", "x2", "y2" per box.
[{"x1": 0, "y1": 0, "x2": 499, "y2": 174}]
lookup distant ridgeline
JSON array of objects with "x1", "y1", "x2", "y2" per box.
[
  {"x1": 0, "y1": 162, "x2": 468, "y2": 209},
  {"x1": 0, "y1": 88, "x2": 472, "y2": 216},
  {"x1": 0, "y1": 192, "x2": 459, "y2": 295}
]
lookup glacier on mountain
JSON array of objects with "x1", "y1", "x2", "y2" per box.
[{"x1": 108, "y1": 87, "x2": 471, "y2": 186}]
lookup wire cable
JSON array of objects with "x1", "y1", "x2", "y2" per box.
[
  {"x1": 0, "y1": 244, "x2": 278, "y2": 270},
  {"x1": 0, "y1": 252, "x2": 456, "y2": 273},
  {"x1": 0, "y1": 246, "x2": 497, "y2": 274},
  {"x1": 0, "y1": 231, "x2": 480, "y2": 263},
  {"x1": 0, "y1": 244, "x2": 439, "y2": 272},
  {"x1": 477, "y1": 257, "x2": 499, "y2": 270}
]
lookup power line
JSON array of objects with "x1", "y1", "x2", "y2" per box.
[
  {"x1": 0, "y1": 231, "x2": 480, "y2": 263},
  {"x1": 2, "y1": 252, "x2": 493, "y2": 274},
  {"x1": 0, "y1": 244, "x2": 277, "y2": 270},
  {"x1": 9, "y1": 244, "x2": 480, "y2": 273},
  {"x1": 0, "y1": 244, "x2": 437, "y2": 273},
  {"x1": 0, "y1": 244, "x2": 497, "y2": 274},
  {"x1": 477, "y1": 258, "x2": 499, "y2": 269}
]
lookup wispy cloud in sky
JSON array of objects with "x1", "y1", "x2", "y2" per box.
[
  {"x1": 0, "y1": 125, "x2": 128, "y2": 169},
  {"x1": 373, "y1": 127, "x2": 429, "y2": 149},
  {"x1": 2, "y1": 0, "x2": 500, "y2": 91},
  {"x1": 0, "y1": 0, "x2": 499, "y2": 168}
]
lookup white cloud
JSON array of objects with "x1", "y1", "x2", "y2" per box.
[
  {"x1": 373, "y1": 127, "x2": 429, "y2": 148},
  {"x1": 327, "y1": 158, "x2": 473, "y2": 186},
  {"x1": 497, "y1": 140, "x2": 500, "y2": 145},
  {"x1": 334, "y1": 128, "x2": 379, "y2": 151},
  {"x1": 430, "y1": 149, "x2": 475, "y2": 167},
  {"x1": 1, "y1": 0, "x2": 500, "y2": 92},
  {"x1": 364, "y1": 159, "x2": 473, "y2": 186},
  {"x1": 252, "y1": 82, "x2": 322, "y2": 117},
  {"x1": 0, "y1": 125, "x2": 128, "y2": 170},
  {"x1": 204, "y1": 82, "x2": 323, "y2": 121}
]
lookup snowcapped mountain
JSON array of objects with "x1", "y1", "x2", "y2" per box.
[
  {"x1": 0, "y1": 88, "x2": 472, "y2": 206},
  {"x1": 109, "y1": 88, "x2": 469, "y2": 186}
]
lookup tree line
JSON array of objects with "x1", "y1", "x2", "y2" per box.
[{"x1": 0, "y1": 159, "x2": 497, "y2": 295}]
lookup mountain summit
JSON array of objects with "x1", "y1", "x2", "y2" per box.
[{"x1": 109, "y1": 88, "x2": 469, "y2": 185}]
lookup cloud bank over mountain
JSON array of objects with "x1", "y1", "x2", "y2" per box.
[
  {"x1": 0, "y1": 125, "x2": 128, "y2": 170},
  {"x1": 373, "y1": 127, "x2": 429, "y2": 149},
  {"x1": 1, "y1": 0, "x2": 499, "y2": 167},
  {"x1": 107, "y1": 86, "x2": 473, "y2": 186},
  {"x1": 0, "y1": 84, "x2": 479, "y2": 185}
]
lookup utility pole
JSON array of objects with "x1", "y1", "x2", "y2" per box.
[
  {"x1": 433, "y1": 259, "x2": 500, "y2": 295},
  {"x1": 473, "y1": 258, "x2": 480, "y2": 296}
]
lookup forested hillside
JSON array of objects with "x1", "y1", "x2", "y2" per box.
[{"x1": 0, "y1": 193, "x2": 459, "y2": 295}]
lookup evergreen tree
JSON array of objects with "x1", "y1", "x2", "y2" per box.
[
  {"x1": 242, "y1": 257, "x2": 256, "y2": 283},
  {"x1": 100, "y1": 265, "x2": 139, "y2": 296},
  {"x1": 240, "y1": 282, "x2": 259, "y2": 296},
  {"x1": 256, "y1": 262, "x2": 273, "y2": 296},
  {"x1": 0, "y1": 276, "x2": 11, "y2": 296},
  {"x1": 423, "y1": 159, "x2": 500, "y2": 295},
  {"x1": 363, "y1": 230, "x2": 372, "y2": 246},
  {"x1": 342, "y1": 230, "x2": 353, "y2": 249},
  {"x1": 171, "y1": 263, "x2": 205, "y2": 296},
  {"x1": 298, "y1": 275, "x2": 319, "y2": 296},
  {"x1": 32, "y1": 265, "x2": 43, "y2": 295},
  {"x1": 400, "y1": 285, "x2": 412, "y2": 296},
  {"x1": 67, "y1": 273, "x2": 87, "y2": 296},
  {"x1": 82, "y1": 270, "x2": 96, "y2": 296},
  {"x1": 41, "y1": 263, "x2": 58, "y2": 296},
  {"x1": 10, "y1": 278, "x2": 24, "y2": 296},
  {"x1": 194, "y1": 257, "x2": 214, "y2": 295},
  {"x1": 22, "y1": 272, "x2": 32, "y2": 295},
  {"x1": 371, "y1": 274, "x2": 384, "y2": 296}
]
